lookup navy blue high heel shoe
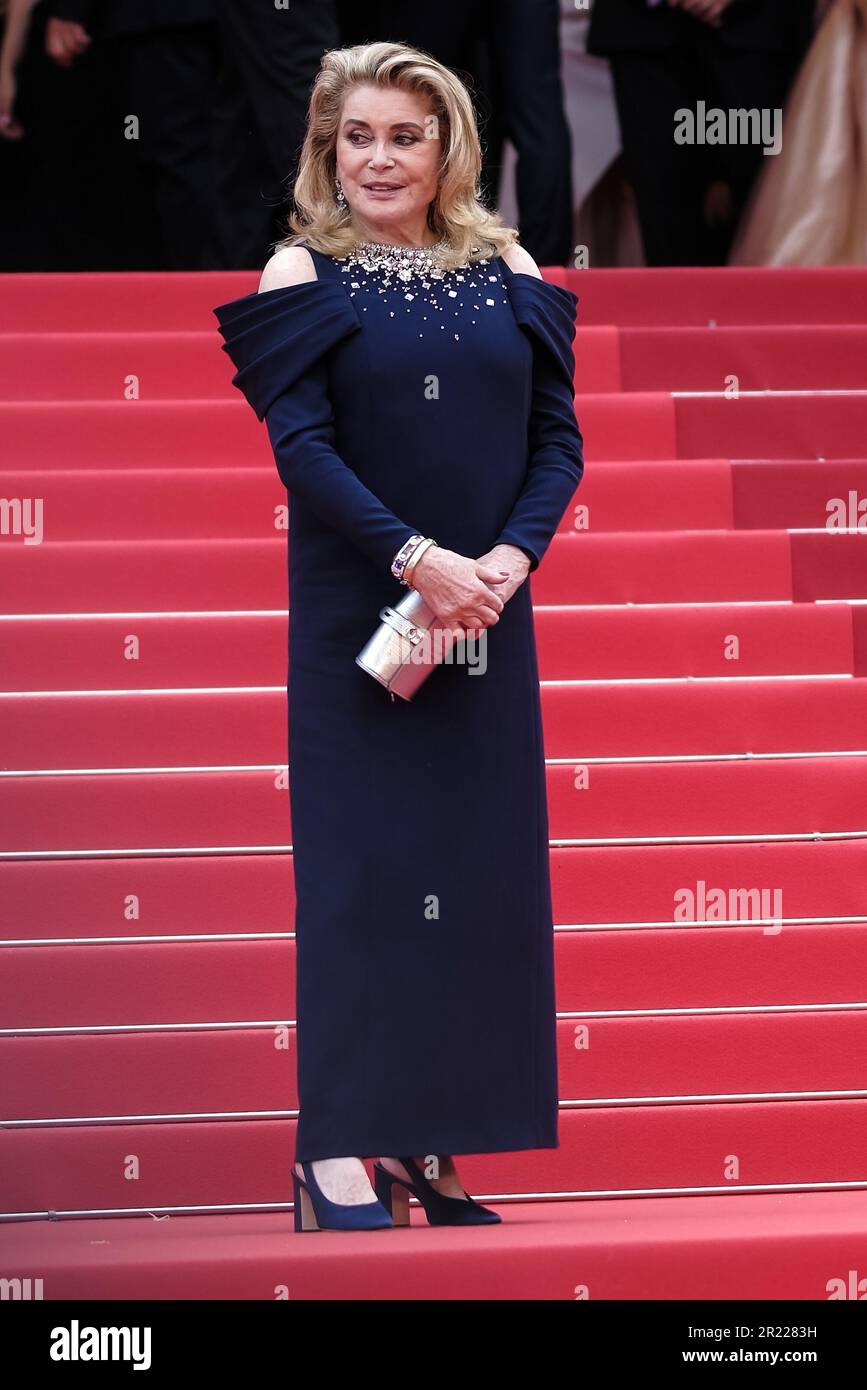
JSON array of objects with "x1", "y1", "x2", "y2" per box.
[
  {"x1": 292, "y1": 1161, "x2": 393, "y2": 1232},
  {"x1": 373, "y1": 1156, "x2": 502, "y2": 1226}
]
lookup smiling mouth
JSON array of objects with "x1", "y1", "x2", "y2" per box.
[{"x1": 364, "y1": 183, "x2": 403, "y2": 191}]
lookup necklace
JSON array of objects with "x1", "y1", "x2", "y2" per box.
[{"x1": 345, "y1": 237, "x2": 453, "y2": 281}]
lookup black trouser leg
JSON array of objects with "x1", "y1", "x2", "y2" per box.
[
  {"x1": 212, "y1": 0, "x2": 340, "y2": 268},
  {"x1": 119, "y1": 24, "x2": 221, "y2": 270},
  {"x1": 489, "y1": 0, "x2": 572, "y2": 266}
]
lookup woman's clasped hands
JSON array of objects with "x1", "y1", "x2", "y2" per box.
[{"x1": 410, "y1": 542, "x2": 530, "y2": 639}]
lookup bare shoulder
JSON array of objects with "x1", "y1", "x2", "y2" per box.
[
  {"x1": 499, "y1": 241, "x2": 542, "y2": 280},
  {"x1": 258, "y1": 246, "x2": 317, "y2": 293}
]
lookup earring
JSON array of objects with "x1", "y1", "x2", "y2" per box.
[{"x1": 334, "y1": 176, "x2": 346, "y2": 206}]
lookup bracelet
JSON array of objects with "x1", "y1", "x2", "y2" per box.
[
  {"x1": 390, "y1": 533, "x2": 426, "y2": 584},
  {"x1": 402, "y1": 537, "x2": 437, "y2": 588}
]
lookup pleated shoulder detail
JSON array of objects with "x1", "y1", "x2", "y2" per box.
[
  {"x1": 501, "y1": 270, "x2": 579, "y2": 390},
  {"x1": 213, "y1": 281, "x2": 362, "y2": 421}
]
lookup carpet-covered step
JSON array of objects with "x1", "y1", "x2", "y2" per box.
[
  {"x1": 3, "y1": 1105, "x2": 866, "y2": 1221},
  {"x1": 5, "y1": 266, "x2": 867, "y2": 331},
  {"x1": 5, "y1": 676, "x2": 867, "y2": 775},
  {"x1": 5, "y1": 1189, "x2": 867, "y2": 1300},
  {"x1": 0, "y1": 394, "x2": 679, "y2": 467},
  {"x1": 3, "y1": 922, "x2": 866, "y2": 1028},
  {"x1": 0, "y1": 459, "x2": 735, "y2": 539},
  {"x1": 3, "y1": 839, "x2": 865, "y2": 941},
  {"x1": 544, "y1": 756, "x2": 867, "y2": 840},
  {"x1": 535, "y1": 531, "x2": 867, "y2": 605},
  {"x1": 4, "y1": 1011, "x2": 867, "y2": 1121},
  {"x1": 0, "y1": 326, "x2": 620, "y2": 396},
  {"x1": 556, "y1": 265, "x2": 867, "y2": 327},
  {"x1": 5, "y1": 531, "x2": 862, "y2": 609},
  {"x1": 0, "y1": 531, "x2": 813, "y2": 609},
  {"x1": 618, "y1": 326, "x2": 867, "y2": 392},
  {"x1": 0, "y1": 602, "x2": 855, "y2": 692},
  {"x1": 674, "y1": 391, "x2": 867, "y2": 461},
  {"x1": 0, "y1": 333, "x2": 230, "y2": 402},
  {"x1": 5, "y1": 393, "x2": 864, "y2": 469},
  {"x1": 540, "y1": 677, "x2": 867, "y2": 757},
  {"x1": 4, "y1": 325, "x2": 865, "y2": 400},
  {"x1": 0, "y1": 271, "x2": 252, "y2": 333},
  {"x1": 4, "y1": 678, "x2": 867, "y2": 770},
  {"x1": 731, "y1": 459, "x2": 867, "y2": 529},
  {"x1": 7, "y1": 459, "x2": 867, "y2": 542},
  {"x1": 3, "y1": 756, "x2": 866, "y2": 854}
]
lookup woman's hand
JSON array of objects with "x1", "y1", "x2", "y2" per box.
[
  {"x1": 409, "y1": 545, "x2": 509, "y2": 635},
  {"x1": 474, "y1": 543, "x2": 531, "y2": 604}
]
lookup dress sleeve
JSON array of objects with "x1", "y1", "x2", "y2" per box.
[
  {"x1": 213, "y1": 281, "x2": 420, "y2": 572},
  {"x1": 493, "y1": 271, "x2": 584, "y2": 572}
]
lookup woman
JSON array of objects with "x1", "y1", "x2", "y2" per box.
[
  {"x1": 731, "y1": 0, "x2": 867, "y2": 266},
  {"x1": 214, "y1": 41, "x2": 584, "y2": 1232}
]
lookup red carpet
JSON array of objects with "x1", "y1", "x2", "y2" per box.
[{"x1": 2, "y1": 265, "x2": 867, "y2": 1298}]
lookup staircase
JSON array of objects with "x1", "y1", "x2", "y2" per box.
[{"x1": 2, "y1": 265, "x2": 867, "y2": 1300}]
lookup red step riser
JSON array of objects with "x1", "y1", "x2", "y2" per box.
[
  {"x1": 4, "y1": 1013, "x2": 867, "y2": 1120},
  {"x1": 3, "y1": 840, "x2": 866, "y2": 940},
  {"x1": 1, "y1": 459, "x2": 732, "y2": 538},
  {"x1": 0, "y1": 325, "x2": 623, "y2": 396},
  {"x1": 7, "y1": 460, "x2": 867, "y2": 539},
  {"x1": 0, "y1": 604, "x2": 855, "y2": 692},
  {"x1": 0, "y1": 271, "x2": 256, "y2": 332},
  {"x1": 620, "y1": 326, "x2": 867, "y2": 391},
  {"x1": 675, "y1": 394, "x2": 867, "y2": 461},
  {"x1": 0, "y1": 394, "x2": 679, "y2": 466},
  {"x1": 0, "y1": 531, "x2": 823, "y2": 610},
  {"x1": 541, "y1": 679, "x2": 867, "y2": 757},
  {"x1": 3, "y1": 530, "x2": 863, "y2": 609},
  {"x1": 732, "y1": 460, "x2": 867, "y2": 529},
  {"x1": 5, "y1": 394, "x2": 864, "y2": 469},
  {"x1": 3, "y1": 1102, "x2": 866, "y2": 1215},
  {"x1": 2, "y1": 757, "x2": 866, "y2": 854},
  {"x1": 561, "y1": 266, "x2": 867, "y2": 326},
  {"x1": 4, "y1": 681, "x2": 867, "y2": 770},
  {"x1": 3, "y1": 925, "x2": 867, "y2": 1028},
  {"x1": 6, "y1": 325, "x2": 867, "y2": 399},
  {"x1": 6, "y1": 266, "x2": 867, "y2": 329}
]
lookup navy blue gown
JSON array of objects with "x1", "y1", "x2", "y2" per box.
[{"x1": 214, "y1": 242, "x2": 583, "y2": 1161}]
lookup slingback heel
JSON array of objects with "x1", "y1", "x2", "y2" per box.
[
  {"x1": 292, "y1": 1161, "x2": 393, "y2": 1232},
  {"x1": 373, "y1": 1155, "x2": 502, "y2": 1227}
]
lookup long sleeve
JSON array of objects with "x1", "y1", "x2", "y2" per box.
[
  {"x1": 493, "y1": 271, "x2": 584, "y2": 572},
  {"x1": 213, "y1": 282, "x2": 419, "y2": 572}
]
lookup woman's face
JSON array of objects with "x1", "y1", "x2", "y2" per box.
[{"x1": 335, "y1": 83, "x2": 441, "y2": 236}]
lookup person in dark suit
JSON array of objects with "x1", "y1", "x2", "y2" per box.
[
  {"x1": 210, "y1": 0, "x2": 340, "y2": 269},
  {"x1": 587, "y1": 0, "x2": 816, "y2": 264},
  {"x1": 338, "y1": 0, "x2": 573, "y2": 266},
  {"x1": 47, "y1": 0, "x2": 219, "y2": 268}
]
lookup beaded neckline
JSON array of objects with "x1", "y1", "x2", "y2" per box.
[
  {"x1": 339, "y1": 237, "x2": 481, "y2": 282},
  {"x1": 346, "y1": 238, "x2": 449, "y2": 280}
]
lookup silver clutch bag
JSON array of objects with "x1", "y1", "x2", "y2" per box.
[{"x1": 355, "y1": 589, "x2": 460, "y2": 701}]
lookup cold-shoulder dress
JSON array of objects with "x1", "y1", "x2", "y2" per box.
[{"x1": 214, "y1": 242, "x2": 583, "y2": 1161}]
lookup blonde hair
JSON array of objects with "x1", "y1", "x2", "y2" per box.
[{"x1": 276, "y1": 41, "x2": 518, "y2": 270}]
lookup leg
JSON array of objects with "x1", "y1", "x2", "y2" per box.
[
  {"x1": 121, "y1": 24, "x2": 221, "y2": 270},
  {"x1": 489, "y1": 0, "x2": 573, "y2": 266},
  {"x1": 607, "y1": 48, "x2": 709, "y2": 266},
  {"x1": 212, "y1": 0, "x2": 340, "y2": 268}
]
